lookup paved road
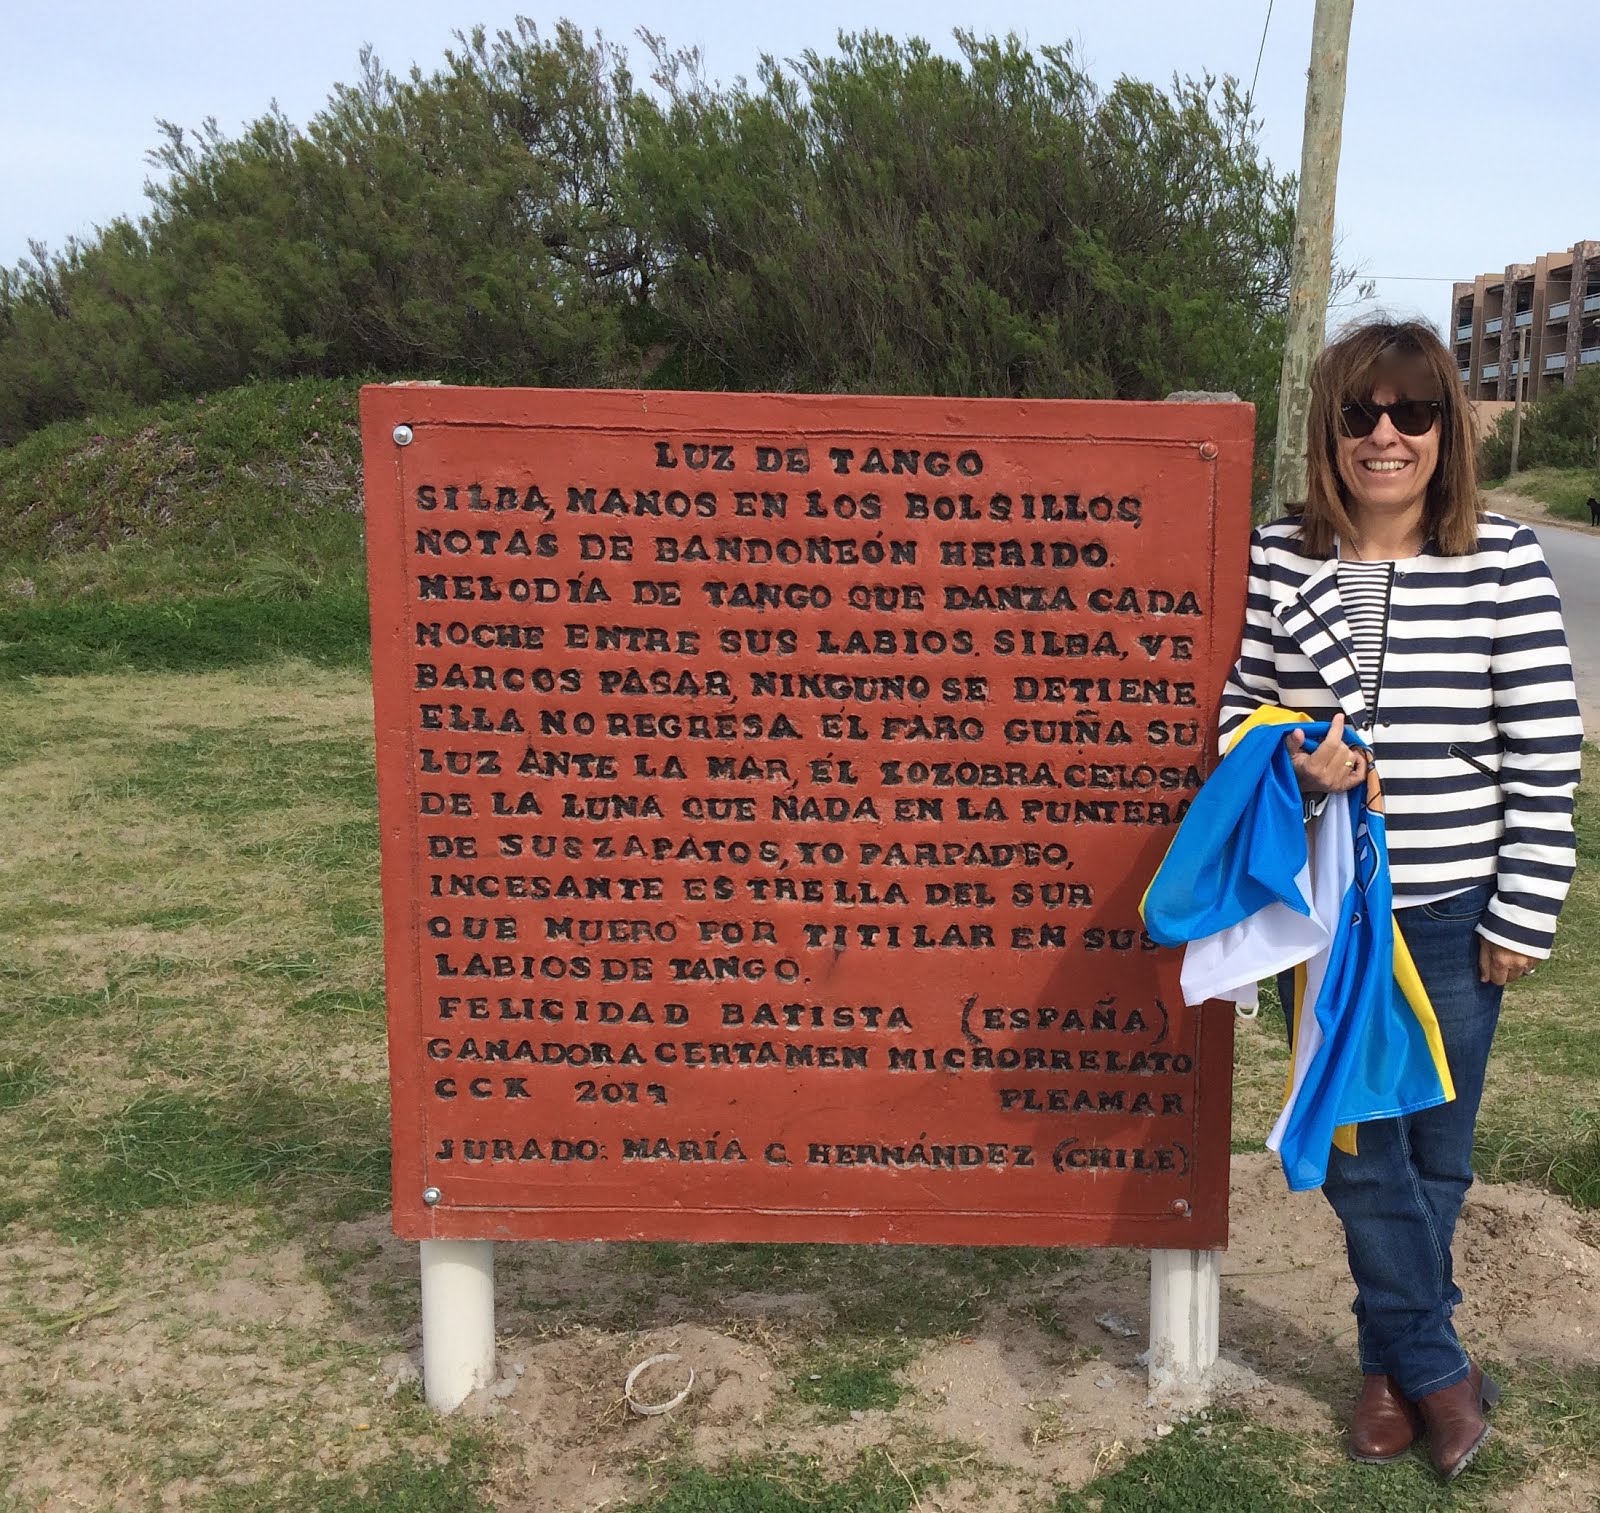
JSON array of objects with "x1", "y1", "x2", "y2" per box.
[{"x1": 1528, "y1": 519, "x2": 1600, "y2": 739}]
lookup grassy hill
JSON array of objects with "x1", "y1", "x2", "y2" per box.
[
  {"x1": 0, "y1": 378, "x2": 369, "y2": 675},
  {"x1": 1497, "y1": 466, "x2": 1600, "y2": 524}
]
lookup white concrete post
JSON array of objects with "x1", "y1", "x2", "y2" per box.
[
  {"x1": 420, "y1": 1239, "x2": 496, "y2": 1412},
  {"x1": 1147, "y1": 1248, "x2": 1221, "y2": 1401}
]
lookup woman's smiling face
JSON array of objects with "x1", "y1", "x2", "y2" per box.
[{"x1": 1335, "y1": 384, "x2": 1441, "y2": 521}]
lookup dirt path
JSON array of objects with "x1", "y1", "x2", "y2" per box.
[
  {"x1": 1484, "y1": 485, "x2": 1555, "y2": 524},
  {"x1": 1481, "y1": 485, "x2": 1597, "y2": 537}
]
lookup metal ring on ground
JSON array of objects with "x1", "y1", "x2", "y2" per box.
[{"x1": 624, "y1": 1353, "x2": 695, "y2": 1416}]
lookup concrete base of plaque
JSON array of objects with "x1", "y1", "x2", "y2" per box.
[
  {"x1": 420, "y1": 1239, "x2": 496, "y2": 1411},
  {"x1": 1146, "y1": 1248, "x2": 1222, "y2": 1404}
]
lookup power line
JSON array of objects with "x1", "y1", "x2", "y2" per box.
[{"x1": 1247, "y1": 0, "x2": 1274, "y2": 105}]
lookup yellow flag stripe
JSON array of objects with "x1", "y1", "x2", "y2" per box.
[{"x1": 1393, "y1": 920, "x2": 1456, "y2": 1103}]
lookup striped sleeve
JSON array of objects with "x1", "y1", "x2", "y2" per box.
[
  {"x1": 1218, "y1": 528, "x2": 1283, "y2": 751},
  {"x1": 1479, "y1": 526, "x2": 1583, "y2": 958}
]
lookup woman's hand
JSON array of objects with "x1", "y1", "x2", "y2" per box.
[
  {"x1": 1286, "y1": 712, "x2": 1370, "y2": 795},
  {"x1": 1479, "y1": 939, "x2": 1539, "y2": 986}
]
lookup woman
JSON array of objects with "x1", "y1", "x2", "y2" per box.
[{"x1": 1219, "y1": 319, "x2": 1582, "y2": 1481}]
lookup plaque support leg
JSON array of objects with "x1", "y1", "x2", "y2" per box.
[
  {"x1": 1147, "y1": 1248, "x2": 1220, "y2": 1400},
  {"x1": 421, "y1": 1239, "x2": 496, "y2": 1412}
]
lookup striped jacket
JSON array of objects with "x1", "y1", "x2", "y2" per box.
[{"x1": 1219, "y1": 513, "x2": 1582, "y2": 958}]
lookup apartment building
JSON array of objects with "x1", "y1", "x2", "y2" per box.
[{"x1": 1450, "y1": 240, "x2": 1600, "y2": 401}]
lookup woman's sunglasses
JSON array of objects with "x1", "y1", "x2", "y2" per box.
[{"x1": 1339, "y1": 399, "x2": 1442, "y2": 438}]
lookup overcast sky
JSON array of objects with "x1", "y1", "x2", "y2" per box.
[{"x1": 3, "y1": 1, "x2": 1594, "y2": 335}]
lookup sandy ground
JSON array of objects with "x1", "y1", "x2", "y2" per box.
[
  {"x1": 14, "y1": 1152, "x2": 1597, "y2": 1509},
  {"x1": 427, "y1": 1153, "x2": 1599, "y2": 1512}
]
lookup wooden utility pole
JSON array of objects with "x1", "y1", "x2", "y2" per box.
[
  {"x1": 1509, "y1": 325, "x2": 1529, "y2": 476},
  {"x1": 1270, "y1": 0, "x2": 1356, "y2": 513}
]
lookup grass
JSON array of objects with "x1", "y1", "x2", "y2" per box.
[
  {"x1": 0, "y1": 975, "x2": 133, "y2": 1023},
  {"x1": 1227, "y1": 752, "x2": 1600, "y2": 1210},
  {"x1": 605, "y1": 1240, "x2": 1076, "y2": 1337},
  {"x1": 0, "y1": 667, "x2": 390, "y2": 1262},
  {"x1": 1231, "y1": 978, "x2": 1290, "y2": 1152},
  {"x1": 0, "y1": 376, "x2": 364, "y2": 583},
  {"x1": 3, "y1": 668, "x2": 1598, "y2": 1510},
  {"x1": 0, "y1": 1055, "x2": 51, "y2": 1111},
  {"x1": 1493, "y1": 465, "x2": 1600, "y2": 523},
  {"x1": 1458, "y1": 741, "x2": 1600, "y2": 1210},
  {"x1": 1476, "y1": 1109, "x2": 1600, "y2": 1209},
  {"x1": 0, "y1": 587, "x2": 372, "y2": 676},
  {"x1": 1052, "y1": 1414, "x2": 1518, "y2": 1511},
  {"x1": 0, "y1": 377, "x2": 371, "y2": 676},
  {"x1": 791, "y1": 1340, "x2": 914, "y2": 1413},
  {"x1": 291, "y1": 986, "x2": 387, "y2": 1018},
  {"x1": 1494, "y1": 1357, "x2": 1600, "y2": 1466},
  {"x1": 60, "y1": 1084, "x2": 390, "y2": 1238},
  {"x1": 112, "y1": 725, "x2": 377, "y2": 817}
]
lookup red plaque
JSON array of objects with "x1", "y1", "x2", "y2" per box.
[{"x1": 362, "y1": 387, "x2": 1253, "y2": 1248}]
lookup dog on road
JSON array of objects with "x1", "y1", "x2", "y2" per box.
[{"x1": 1588, "y1": 496, "x2": 1600, "y2": 527}]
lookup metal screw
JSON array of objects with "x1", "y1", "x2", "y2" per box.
[
  {"x1": 1198, "y1": 441, "x2": 1218, "y2": 461},
  {"x1": 1171, "y1": 1198, "x2": 1191, "y2": 1216},
  {"x1": 422, "y1": 1186, "x2": 442, "y2": 1206},
  {"x1": 393, "y1": 424, "x2": 415, "y2": 447}
]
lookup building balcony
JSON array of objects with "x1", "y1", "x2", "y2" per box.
[
  {"x1": 1586, "y1": 292, "x2": 1600, "y2": 313},
  {"x1": 1549, "y1": 300, "x2": 1571, "y2": 321},
  {"x1": 1482, "y1": 362, "x2": 1501, "y2": 379},
  {"x1": 1514, "y1": 309, "x2": 1533, "y2": 328},
  {"x1": 1456, "y1": 323, "x2": 1473, "y2": 342},
  {"x1": 1459, "y1": 366, "x2": 1471, "y2": 382},
  {"x1": 1545, "y1": 352, "x2": 1567, "y2": 372},
  {"x1": 1581, "y1": 346, "x2": 1600, "y2": 366},
  {"x1": 1485, "y1": 316, "x2": 1504, "y2": 335}
]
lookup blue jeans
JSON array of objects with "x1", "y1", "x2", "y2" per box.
[{"x1": 1278, "y1": 882, "x2": 1502, "y2": 1401}]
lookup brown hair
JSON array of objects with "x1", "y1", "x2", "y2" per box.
[{"x1": 1298, "y1": 318, "x2": 1481, "y2": 556}]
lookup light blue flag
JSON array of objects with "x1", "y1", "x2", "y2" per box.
[{"x1": 1142, "y1": 710, "x2": 1455, "y2": 1191}]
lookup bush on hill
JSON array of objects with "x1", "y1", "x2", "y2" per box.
[
  {"x1": 0, "y1": 24, "x2": 644, "y2": 442},
  {"x1": 630, "y1": 33, "x2": 1293, "y2": 413},
  {"x1": 1, "y1": 23, "x2": 1296, "y2": 457},
  {"x1": 1482, "y1": 367, "x2": 1600, "y2": 481}
]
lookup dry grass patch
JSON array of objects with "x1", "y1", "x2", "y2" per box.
[
  {"x1": 0, "y1": 1225, "x2": 466, "y2": 1508},
  {"x1": 0, "y1": 665, "x2": 379, "y2": 974},
  {"x1": 0, "y1": 667, "x2": 422, "y2": 1506}
]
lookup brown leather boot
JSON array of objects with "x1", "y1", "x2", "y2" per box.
[
  {"x1": 1416, "y1": 1374, "x2": 1490, "y2": 1482},
  {"x1": 1348, "y1": 1373, "x2": 1424, "y2": 1463},
  {"x1": 1468, "y1": 1361, "x2": 1501, "y2": 1414}
]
